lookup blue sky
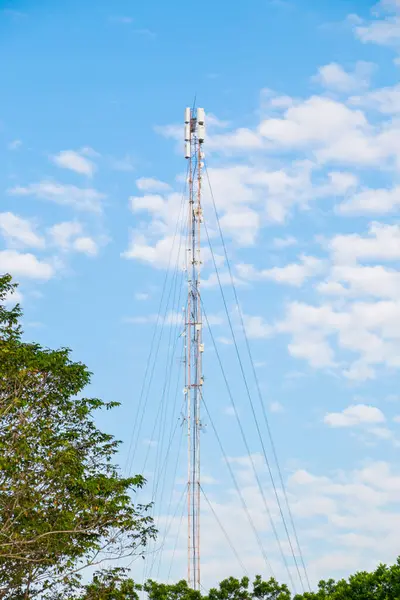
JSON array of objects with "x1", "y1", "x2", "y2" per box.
[{"x1": 3, "y1": 0, "x2": 400, "y2": 592}]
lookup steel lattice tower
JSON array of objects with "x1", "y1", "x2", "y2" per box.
[{"x1": 184, "y1": 106, "x2": 205, "y2": 591}]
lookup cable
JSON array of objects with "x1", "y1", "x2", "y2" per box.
[
  {"x1": 201, "y1": 392, "x2": 275, "y2": 579},
  {"x1": 142, "y1": 270, "x2": 186, "y2": 581},
  {"x1": 201, "y1": 213, "x2": 303, "y2": 590},
  {"x1": 201, "y1": 302, "x2": 296, "y2": 592},
  {"x1": 125, "y1": 166, "x2": 189, "y2": 475},
  {"x1": 129, "y1": 186, "x2": 188, "y2": 475},
  {"x1": 152, "y1": 332, "x2": 187, "y2": 578},
  {"x1": 155, "y1": 421, "x2": 186, "y2": 578},
  {"x1": 148, "y1": 487, "x2": 187, "y2": 562},
  {"x1": 139, "y1": 271, "x2": 185, "y2": 478},
  {"x1": 200, "y1": 485, "x2": 249, "y2": 577},
  {"x1": 167, "y1": 492, "x2": 187, "y2": 582},
  {"x1": 147, "y1": 272, "x2": 184, "y2": 482},
  {"x1": 132, "y1": 185, "x2": 189, "y2": 585},
  {"x1": 204, "y1": 163, "x2": 310, "y2": 592}
]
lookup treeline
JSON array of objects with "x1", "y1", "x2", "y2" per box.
[
  {"x1": 0, "y1": 274, "x2": 398, "y2": 599},
  {"x1": 75, "y1": 563, "x2": 400, "y2": 599}
]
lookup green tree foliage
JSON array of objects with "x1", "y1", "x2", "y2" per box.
[
  {"x1": 293, "y1": 558, "x2": 400, "y2": 599},
  {"x1": 0, "y1": 275, "x2": 156, "y2": 598},
  {"x1": 208, "y1": 576, "x2": 290, "y2": 600},
  {"x1": 145, "y1": 579, "x2": 202, "y2": 600},
  {"x1": 75, "y1": 559, "x2": 400, "y2": 600},
  {"x1": 69, "y1": 567, "x2": 141, "y2": 600}
]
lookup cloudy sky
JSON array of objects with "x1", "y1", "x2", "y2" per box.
[{"x1": 2, "y1": 0, "x2": 400, "y2": 592}]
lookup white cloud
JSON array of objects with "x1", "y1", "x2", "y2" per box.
[
  {"x1": 243, "y1": 313, "x2": 272, "y2": 339},
  {"x1": 109, "y1": 154, "x2": 135, "y2": 171},
  {"x1": 9, "y1": 181, "x2": 105, "y2": 212},
  {"x1": 369, "y1": 426, "x2": 394, "y2": 440},
  {"x1": 286, "y1": 459, "x2": 400, "y2": 582},
  {"x1": 217, "y1": 336, "x2": 234, "y2": 346},
  {"x1": 207, "y1": 128, "x2": 264, "y2": 153},
  {"x1": 350, "y1": 83, "x2": 400, "y2": 114},
  {"x1": 272, "y1": 236, "x2": 297, "y2": 249},
  {"x1": 313, "y1": 62, "x2": 373, "y2": 92},
  {"x1": 320, "y1": 223, "x2": 400, "y2": 301},
  {"x1": 153, "y1": 452, "x2": 400, "y2": 587},
  {"x1": 49, "y1": 222, "x2": 82, "y2": 249},
  {"x1": 124, "y1": 183, "x2": 221, "y2": 271},
  {"x1": 256, "y1": 93, "x2": 400, "y2": 168},
  {"x1": 260, "y1": 88, "x2": 295, "y2": 111},
  {"x1": 136, "y1": 177, "x2": 171, "y2": 192},
  {"x1": 73, "y1": 236, "x2": 98, "y2": 256},
  {"x1": 202, "y1": 271, "x2": 246, "y2": 289},
  {"x1": 339, "y1": 186, "x2": 400, "y2": 215},
  {"x1": 354, "y1": 2, "x2": 400, "y2": 47},
  {"x1": 4, "y1": 287, "x2": 23, "y2": 306},
  {"x1": 143, "y1": 438, "x2": 157, "y2": 447},
  {"x1": 264, "y1": 256, "x2": 324, "y2": 286},
  {"x1": 288, "y1": 332, "x2": 335, "y2": 368},
  {"x1": 258, "y1": 96, "x2": 367, "y2": 150},
  {"x1": 156, "y1": 113, "x2": 368, "y2": 227},
  {"x1": 145, "y1": 72, "x2": 400, "y2": 388},
  {"x1": 324, "y1": 404, "x2": 386, "y2": 427},
  {"x1": 344, "y1": 362, "x2": 376, "y2": 381},
  {"x1": 128, "y1": 190, "x2": 186, "y2": 238},
  {"x1": 8, "y1": 139, "x2": 22, "y2": 150},
  {"x1": 270, "y1": 401, "x2": 284, "y2": 413},
  {"x1": 205, "y1": 160, "x2": 319, "y2": 225},
  {"x1": 328, "y1": 223, "x2": 400, "y2": 264},
  {"x1": 275, "y1": 298, "x2": 400, "y2": 379},
  {"x1": 0, "y1": 212, "x2": 45, "y2": 249},
  {"x1": 0, "y1": 250, "x2": 53, "y2": 280},
  {"x1": 154, "y1": 110, "x2": 369, "y2": 241},
  {"x1": 125, "y1": 188, "x2": 222, "y2": 269},
  {"x1": 122, "y1": 232, "x2": 186, "y2": 270},
  {"x1": 130, "y1": 194, "x2": 166, "y2": 215},
  {"x1": 219, "y1": 208, "x2": 260, "y2": 246},
  {"x1": 206, "y1": 113, "x2": 230, "y2": 128},
  {"x1": 135, "y1": 292, "x2": 149, "y2": 301},
  {"x1": 48, "y1": 221, "x2": 98, "y2": 256},
  {"x1": 237, "y1": 255, "x2": 324, "y2": 286},
  {"x1": 320, "y1": 265, "x2": 400, "y2": 299},
  {"x1": 327, "y1": 171, "x2": 359, "y2": 194},
  {"x1": 52, "y1": 149, "x2": 96, "y2": 176}
]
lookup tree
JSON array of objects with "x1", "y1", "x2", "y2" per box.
[
  {"x1": 69, "y1": 568, "x2": 141, "y2": 600},
  {"x1": 207, "y1": 576, "x2": 290, "y2": 600},
  {"x1": 63, "y1": 557, "x2": 400, "y2": 600},
  {"x1": 293, "y1": 558, "x2": 400, "y2": 599},
  {"x1": 0, "y1": 275, "x2": 156, "y2": 598},
  {"x1": 144, "y1": 579, "x2": 201, "y2": 600}
]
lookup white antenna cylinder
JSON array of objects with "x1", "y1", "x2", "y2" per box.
[
  {"x1": 185, "y1": 107, "x2": 191, "y2": 124},
  {"x1": 197, "y1": 107, "x2": 205, "y2": 125},
  {"x1": 198, "y1": 125, "x2": 205, "y2": 143},
  {"x1": 185, "y1": 141, "x2": 190, "y2": 159},
  {"x1": 185, "y1": 123, "x2": 191, "y2": 142}
]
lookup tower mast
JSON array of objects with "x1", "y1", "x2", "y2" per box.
[{"x1": 184, "y1": 106, "x2": 205, "y2": 591}]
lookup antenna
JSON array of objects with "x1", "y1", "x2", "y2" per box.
[{"x1": 184, "y1": 106, "x2": 205, "y2": 591}]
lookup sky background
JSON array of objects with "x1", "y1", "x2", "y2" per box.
[{"x1": 2, "y1": 0, "x2": 400, "y2": 592}]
